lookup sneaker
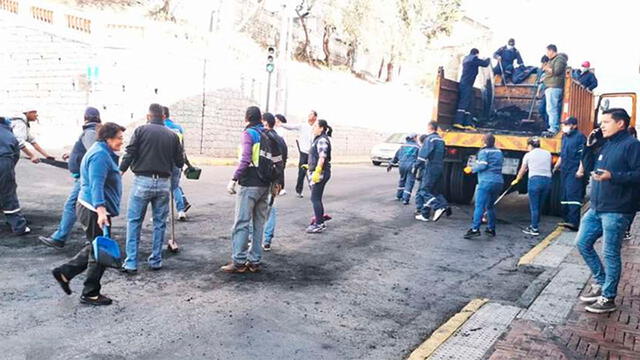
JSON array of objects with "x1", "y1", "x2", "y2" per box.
[
  {"x1": 39, "y1": 236, "x2": 65, "y2": 248},
  {"x1": 414, "y1": 209, "x2": 421, "y2": 215},
  {"x1": 402, "y1": 200, "x2": 409, "y2": 205},
  {"x1": 522, "y1": 226, "x2": 540, "y2": 236},
  {"x1": 306, "y1": 224, "x2": 324, "y2": 233},
  {"x1": 279, "y1": 189, "x2": 287, "y2": 196},
  {"x1": 395, "y1": 197, "x2": 403, "y2": 201},
  {"x1": 464, "y1": 229, "x2": 481, "y2": 239},
  {"x1": 485, "y1": 229, "x2": 496, "y2": 237},
  {"x1": 247, "y1": 263, "x2": 261, "y2": 273},
  {"x1": 262, "y1": 243, "x2": 272, "y2": 251},
  {"x1": 585, "y1": 296, "x2": 617, "y2": 314},
  {"x1": 177, "y1": 211, "x2": 187, "y2": 221},
  {"x1": 624, "y1": 232, "x2": 632, "y2": 241},
  {"x1": 296, "y1": 192, "x2": 304, "y2": 198},
  {"x1": 432, "y1": 208, "x2": 446, "y2": 222},
  {"x1": 80, "y1": 294, "x2": 113, "y2": 306},
  {"x1": 52, "y1": 268, "x2": 72, "y2": 295},
  {"x1": 415, "y1": 214, "x2": 430, "y2": 222},
  {"x1": 220, "y1": 262, "x2": 248, "y2": 273},
  {"x1": 17, "y1": 226, "x2": 31, "y2": 236},
  {"x1": 183, "y1": 200, "x2": 192, "y2": 213},
  {"x1": 445, "y1": 207, "x2": 452, "y2": 217},
  {"x1": 580, "y1": 284, "x2": 602, "y2": 303}
]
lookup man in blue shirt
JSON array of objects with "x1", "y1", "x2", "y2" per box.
[
  {"x1": 572, "y1": 61, "x2": 598, "y2": 91},
  {"x1": 577, "y1": 108, "x2": 640, "y2": 314},
  {"x1": 415, "y1": 122, "x2": 450, "y2": 221},
  {"x1": 553, "y1": 117, "x2": 586, "y2": 231},
  {"x1": 388, "y1": 133, "x2": 419, "y2": 204},
  {"x1": 453, "y1": 48, "x2": 490, "y2": 130},
  {"x1": 493, "y1": 38, "x2": 524, "y2": 83}
]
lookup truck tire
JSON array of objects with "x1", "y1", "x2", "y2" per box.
[
  {"x1": 543, "y1": 172, "x2": 562, "y2": 216},
  {"x1": 447, "y1": 162, "x2": 476, "y2": 204}
]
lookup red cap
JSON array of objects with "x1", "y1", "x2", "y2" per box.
[{"x1": 581, "y1": 61, "x2": 590, "y2": 68}]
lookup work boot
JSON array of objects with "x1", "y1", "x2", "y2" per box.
[
  {"x1": 221, "y1": 262, "x2": 248, "y2": 273},
  {"x1": 415, "y1": 214, "x2": 430, "y2": 222},
  {"x1": 579, "y1": 284, "x2": 602, "y2": 303},
  {"x1": 177, "y1": 211, "x2": 187, "y2": 221},
  {"x1": 522, "y1": 226, "x2": 540, "y2": 236},
  {"x1": 585, "y1": 296, "x2": 617, "y2": 314},
  {"x1": 464, "y1": 229, "x2": 481, "y2": 239},
  {"x1": 39, "y1": 236, "x2": 65, "y2": 248},
  {"x1": 246, "y1": 263, "x2": 261, "y2": 273},
  {"x1": 80, "y1": 294, "x2": 113, "y2": 306}
]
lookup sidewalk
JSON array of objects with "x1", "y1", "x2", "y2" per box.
[
  {"x1": 488, "y1": 229, "x2": 640, "y2": 360},
  {"x1": 409, "y1": 222, "x2": 640, "y2": 360}
]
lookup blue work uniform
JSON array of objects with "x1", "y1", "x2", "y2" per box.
[
  {"x1": 391, "y1": 139, "x2": 419, "y2": 202},
  {"x1": 559, "y1": 129, "x2": 587, "y2": 227},
  {"x1": 0, "y1": 117, "x2": 28, "y2": 234},
  {"x1": 454, "y1": 54, "x2": 491, "y2": 127},
  {"x1": 471, "y1": 147, "x2": 504, "y2": 231},
  {"x1": 415, "y1": 133, "x2": 449, "y2": 216},
  {"x1": 572, "y1": 69, "x2": 598, "y2": 91},
  {"x1": 493, "y1": 46, "x2": 524, "y2": 80}
]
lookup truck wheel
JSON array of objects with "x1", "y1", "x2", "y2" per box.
[
  {"x1": 372, "y1": 161, "x2": 381, "y2": 166},
  {"x1": 448, "y1": 162, "x2": 476, "y2": 204},
  {"x1": 543, "y1": 172, "x2": 562, "y2": 216}
]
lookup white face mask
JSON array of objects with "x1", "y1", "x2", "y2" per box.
[
  {"x1": 562, "y1": 125, "x2": 572, "y2": 134},
  {"x1": 581, "y1": 67, "x2": 588, "y2": 73},
  {"x1": 507, "y1": 45, "x2": 514, "y2": 50}
]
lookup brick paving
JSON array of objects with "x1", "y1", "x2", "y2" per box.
[{"x1": 488, "y1": 231, "x2": 640, "y2": 360}]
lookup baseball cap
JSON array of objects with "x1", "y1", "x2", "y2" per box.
[{"x1": 562, "y1": 117, "x2": 578, "y2": 125}]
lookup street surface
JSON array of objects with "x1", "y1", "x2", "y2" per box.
[{"x1": 0, "y1": 162, "x2": 557, "y2": 360}]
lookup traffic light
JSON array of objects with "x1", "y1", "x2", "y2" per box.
[{"x1": 266, "y1": 46, "x2": 275, "y2": 73}]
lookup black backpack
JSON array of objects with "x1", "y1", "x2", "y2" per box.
[{"x1": 248, "y1": 128, "x2": 284, "y2": 184}]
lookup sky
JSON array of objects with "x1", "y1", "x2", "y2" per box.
[{"x1": 463, "y1": 0, "x2": 640, "y2": 95}]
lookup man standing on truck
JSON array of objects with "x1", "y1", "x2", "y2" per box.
[
  {"x1": 415, "y1": 122, "x2": 450, "y2": 222},
  {"x1": 572, "y1": 61, "x2": 598, "y2": 91},
  {"x1": 453, "y1": 49, "x2": 491, "y2": 131},
  {"x1": 576, "y1": 108, "x2": 640, "y2": 314},
  {"x1": 553, "y1": 117, "x2": 586, "y2": 231},
  {"x1": 542, "y1": 44, "x2": 568, "y2": 135},
  {"x1": 493, "y1": 38, "x2": 524, "y2": 83}
]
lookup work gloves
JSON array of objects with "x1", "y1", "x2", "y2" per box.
[
  {"x1": 510, "y1": 178, "x2": 519, "y2": 186},
  {"x1": 463, "y1": 166, "x2": 473, "y2": 175},
  {"x1": 227, "y1": 180, "x2": 237, "y2": 195},
  {"x1": 311, "y1": 168, "x2": 322, "y2": 184}
]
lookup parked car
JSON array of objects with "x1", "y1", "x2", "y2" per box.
[{"x1": 370, "y1": 133, "x2": 410, "y2": 166}]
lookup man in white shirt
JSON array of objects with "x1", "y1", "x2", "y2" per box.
[
  {"x1": 512, "y1": 137, "x2": 553, "y2": 236},
  {"x1": 11, "y1": 108, "x2": 54, "y2": 163},
  {"x1": 280, "y1": 110, "x2": 317, "y2": 198}
]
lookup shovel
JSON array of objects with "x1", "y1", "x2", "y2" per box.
[
  {"x1": 498, "y1": 60, "x2": 512, "y2": 102},
  {"x1": 522, "y1": 72, "x2": 544, "y2": 124}
]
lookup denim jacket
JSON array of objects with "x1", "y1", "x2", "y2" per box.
[{"x1": 473, "y1": 147, "x2": 504, "y2": 184}]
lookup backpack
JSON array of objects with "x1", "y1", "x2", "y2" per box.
[{"x1": 248, "y1": 128, "x2": 284, "y2": 184}]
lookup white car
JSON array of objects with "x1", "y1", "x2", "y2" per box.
[{"x1": 370, "y1": 133, "x2": 410, "y2": 166}]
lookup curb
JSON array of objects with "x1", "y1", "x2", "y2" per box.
[
  {"x1": 517, "y1": 226, "x2": 564, "y2": 267},
  {"x1": 407, "y1": 298, "x2": 488, "y2": 360}
]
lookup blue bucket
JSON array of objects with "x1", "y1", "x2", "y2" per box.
[{"x1": 92, "y1": 226, "x2": 122, "y2": 269}]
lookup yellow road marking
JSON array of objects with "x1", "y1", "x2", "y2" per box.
[
  {"x1": 407, "y1": 298, "x2": 489, "y2": 360},
  {"x1": 517, "y1": 226, "x2": 564, "y2": 266}
]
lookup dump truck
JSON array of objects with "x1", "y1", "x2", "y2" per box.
[{"x1": 432, "y1": 66, "x2": 637, "y2": 215}]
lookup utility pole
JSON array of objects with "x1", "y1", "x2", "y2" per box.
[{"x1": 275, "y1": 1, "x2": 292, "y2": 115}]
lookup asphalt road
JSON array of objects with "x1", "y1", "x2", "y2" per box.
[{"x1": 0, "y1": 162, "x2": 557, "y2": 360}]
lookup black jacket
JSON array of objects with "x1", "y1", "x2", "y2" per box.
[
  {"x1": 120, "y1": 118, "x2": 184, "y2": 177},
  {"x1": 584, "y1": 131, "x2": 640, "y2": 213}
]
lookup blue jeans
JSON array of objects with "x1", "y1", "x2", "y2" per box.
[
  {"x1": 51, "y1": 178, "x2": 81, "y2": 242},
  {"x1": 575, "y1": 209, "x2": 633, "y2": 299},
  {"x1": 545, "y1": 87, "x2": 563, "y2": 132},
  {"x1": 171, "y1": 167, "x2": 186, "y2": 212},
  {"x1": 528, "y1": 176, "x2": 551, "y2": 230},
  {"x1": 124, "y1": 175, "x2": 171, "y2": 270},
  {"x1": 231, "y1": 186, "x2": 269, "y2": 265},
  {"x1": 263, "y1": 207, "x2": 276, "y2": 245},
  {"x1": 472, "y1": 182, "x2": 503, "y2": 231}
]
